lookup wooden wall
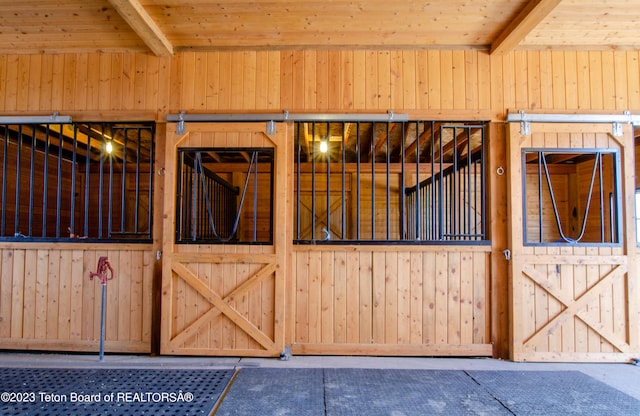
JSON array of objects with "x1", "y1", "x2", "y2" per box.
[
  {"x1": 1, "y1": 49, "x2": 639, "y2": 358},
  {"x1": 291, "y1": 246, "x2": 491, "y2": 356},
  {"x1": 0, "y1": 245, "x2": 153, "y2": 352},
  {"x1": 2, "y1": 50, "x2": 639, "y2": 116}
]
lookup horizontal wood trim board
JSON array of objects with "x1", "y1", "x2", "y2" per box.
[
  {"x1": 513, "y1": 352, "x2": 637, "y2": 363},
  {"x1": 291, "y1": 343, "x2": 493, "y2": 356},
  {"x1": 161, "y1": 348, "x2": 279, "y2": 357},
  {"x1": 0, "y1": 339, "x2": 149, "y2": 353},
  {"x1": 0, "y1": 243, "x2": 153, "y2": 251},
  {"x1": 172, "y1": 253, "x2": 276, "y2": 263},
  {"x1": 518, "y1": 255, "x2": 626, "y2": 265},
  {"x1": 292, "y1": 245, "x2": 492, "y2": 253}
]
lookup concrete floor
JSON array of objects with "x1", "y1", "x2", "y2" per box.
[{"x1": 0, "y1": 352, "x2": 638, "y2": 400}]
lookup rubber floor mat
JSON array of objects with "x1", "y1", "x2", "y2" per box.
[
  {"x1": 467, "y1": 370, "x2": 640, "y2": 416},
  {"x1": 215, "y1": 368, "x2": 639, "y2": 416},
  {"x1": 324, "y1": 369, "x2": 511, "y2": 415},
  {"x1": 0, "y1": 368, "x2": 234, "y2": 416},
  {"x1": 215, "y1": 368, "x2": 325, "y2": 416}
]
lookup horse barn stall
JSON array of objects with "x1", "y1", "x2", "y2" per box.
[{"x1": 0, "y1": 0, "x2": 639, "y2": 362}]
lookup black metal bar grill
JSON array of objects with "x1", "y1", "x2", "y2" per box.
[
  {"x1": 175, "y1": 148, "x2": 274, "y2": 244},
  {"x1": 294, "y1": 120, "x2": 487, "y2": 244},
  {"x1": 176, "y1": 152, "x2": 239, "y2": 242},
  {"x1": 405, "y1": 126, "x2": 485, "y2": 241},
  {"x1": 523, "y1": 149, "x2": 620, "y2": 245},
  {"x1": 0, "y1": 122, "x2": 155, "y2": 242}
]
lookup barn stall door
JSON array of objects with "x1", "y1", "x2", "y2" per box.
[
  {"x1": 507, "y1": 119, "x2": 639, "y2": 362},
  {"x1": 161, "y1": 123, "x2": 289, "y2": 356}
]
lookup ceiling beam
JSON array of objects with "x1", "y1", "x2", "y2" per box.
[
  {"x1": 107, "y1": 0, "x2": 173, "y2": 57},
  {"x1": 490, "y1": 0, "x2": 563, "y2": 55}
]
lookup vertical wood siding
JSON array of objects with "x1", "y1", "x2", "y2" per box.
[
  {"x1": 0, "y1": 246, "x2": 153, "y2": 352},
  {"x1": 1, "y1": 49, "x2": 639, "y2": 357},
  {"x1": 291, "y1": 246, "x2": 491, "y2": 356},
  {"x1": 2, "y1": 50, "x2": 638, "y2": 115}
]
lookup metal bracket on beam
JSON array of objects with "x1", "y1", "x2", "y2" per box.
[
  {"x1": 612, "y1": 110, "x2": 631, "y2": 137},
  {"x1": 176, "y1": 110, "x2": 186, "y2": 135},
  {"x1": 612, "y1": 122, "x2": 623, "y2": 137},
  {"x1": 266, "y1": 120, "x2": 276, "y2": 135},
  {"x1": 518, "y1": 110, "x2": 530, "y2": 136}
]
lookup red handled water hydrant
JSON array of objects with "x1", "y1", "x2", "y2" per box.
[{"x1": 89, "y1": 256, "x2": 115, "y2": 361}]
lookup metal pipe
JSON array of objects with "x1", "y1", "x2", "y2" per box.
[
  {"x1": 326, "y1": 122, "x2": 331, "y2": 240},
  {"x1": 371, "y1": 123, "x2": 375, "y2": 239},
  {"x1": 99, "y1": 282, "x2": 106, "y2": 361},
  {"x1": 98, "y1": 124, "x2": 105, "y2": 239},
  {"x1": 167, "y1": 110, "x2": 408, "y2": 123},
  {"x1": 466, "y1": 128, "x2": 472, "y2": 239},
  {"x1": 135, "y1": 128, "x2": 141, "y2": 233},
  {"x1": 253, "y1": 150, "x2": 258, "y2": 242},
  {"x1": 452, "y1": 127, "x2": 458, "y2": 240},
  {"x1": 0, "y1": 114, "x2": 72, "y2": 124},
  {"x1": 356, "y1": 122, "x2": 361, "y2": 240},
  {"x1": 311, "y1": 122, "x2": 316, "y2": 240},
  {"x1": 120, "y1": 128, "x2": 127, "y2": 233},
  {"x1": 341, "y1": 122, "x2": 346, "y2": 240},
  {"x1": 69, "y1": 126, "x2": 77, "y2": 237},
  {"x1": 15, "y1": 125, "x2": 22, "y2": 236},
  {"x1": 83, "y1": 127, "x2": 91, "y2": 237},
  {"x1": 89, "y1": 256, "x2": 114, "y2": 362},
  {"x1": 506, "y1": 110, "x2": 637, "y2": 124},
  {"x1": 28, "y1": 125, "x2": 35, "y2": 237},
  {"x1": 598, "y1": 153, "x2": 604, "y2": 242},
  {"x1": 42, "y1": 127, "x2": 50, "y2": 237},
  {"x1": 107, "y1": 125, "x2": 114, "y2": 238},
  {"x1": 438, "y1": 124, "x2": 444, "y2": 240},
  {"x1": 415, "y1": 121, "x2": 423, "y2": 240},
  {"x1": 386, "y1": 122, "x2": 390, "y2": 240},
  {"x1": 295, "y1": 125, "x2": 301, "y2": 240},
  {"x1": 609, "y1": 192, "x2": 615, "y2": 243},
  {"x1": 538, "y1": 153, "x2": 543, "y2": 242},
  {"x1": 1, "y1": 126, "x2": 8, "y2": 236},
  {"x1": 400, "y1": 122, "x2": 406, "y2": 240},
  {"x1": 191, "y1": 156, "x2": 198, "y2": 241}
]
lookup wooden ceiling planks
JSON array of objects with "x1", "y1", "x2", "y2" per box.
[
  {"x1": 522, "y1": 0, "x2": 640, "y2": 48},
  {"x1": 141, "y1": 0, "x2": 524, "y2": 50},
  {"x1": 1, "y1": 1, "x2": 640, "y2": 55},
  {"x1": 0, "y1": 0, "x2": 147, "y2": 53}
]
